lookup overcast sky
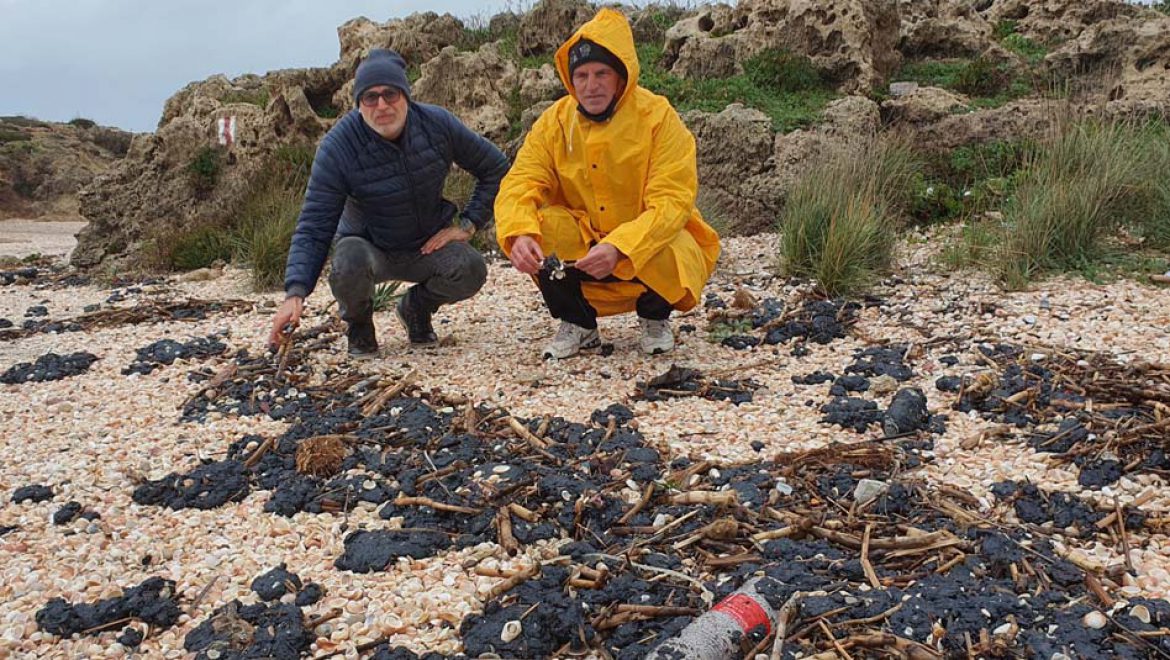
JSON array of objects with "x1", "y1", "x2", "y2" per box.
[{"x1": 0, "y1": 0, "x2": 518, "y2": 132}]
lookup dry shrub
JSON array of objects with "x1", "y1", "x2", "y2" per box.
[{"x1": 295, "y1": 435, "x2": 350, "y2": 478}]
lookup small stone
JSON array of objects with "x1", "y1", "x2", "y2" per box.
[
  {"x1": 1082, "y1": 611, "x2": 1107, "y2": 629},
  {"x1": 853, "y1": 479, "x2": 888, "y2": 504},
  {"x1": 889, "y1": 81, "x2": 919, "y2": 96}
]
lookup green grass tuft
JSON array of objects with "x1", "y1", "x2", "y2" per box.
[
  {"x1": 778, "y1": 138, "x2": 919, "y2": 296},
  {"x1": 187, "y1": 147, "x2": 224, "y2": 193},
  {"x1": 372, "y1": 282, "x2": 404, "y2": 312},
  {"x1": 169, "y1": 225, "x2": 233, "y2": 271},
  {"x1": 637, "y1": 43, "x2": 837, "y2": 133},
  {"x1": 996, "y1": 119, "x2": 1170, "y2": 288}
]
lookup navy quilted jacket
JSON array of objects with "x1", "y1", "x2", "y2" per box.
[{"x1": 284, "y1": 103, "x2": 508, "y2": 298}]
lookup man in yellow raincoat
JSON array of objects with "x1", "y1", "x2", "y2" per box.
[{"x1": 495, "y1": 8, "x2": 720, "y2": 359}]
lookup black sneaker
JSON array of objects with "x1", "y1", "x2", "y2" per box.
[
  {"x1": 346, "y1": 319, "x2": 379, "y2": 359},
  {"x1": 396, "y1": 293, "x2": 438, "y2": 346}
]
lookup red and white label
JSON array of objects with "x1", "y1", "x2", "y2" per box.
[{"x1": 712, "y1": 593, "x2": 771, "y2": 636}]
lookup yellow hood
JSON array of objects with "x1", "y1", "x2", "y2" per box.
[{"x1": 554, "y1": 8, "x2": 641, "y2": 111}]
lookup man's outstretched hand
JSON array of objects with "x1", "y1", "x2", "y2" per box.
[
  {"x1": 268, "y1": 296, "x2": 303, "y2": 348},
  {"x1": 575, "y1": 243, "x2": 620, "y2": 279},
  {"x1": 509, "y1": 235, "x2": 544, "y2": 275},
  {"x1": 421, "y1": 227, "x2": 473, "y2": 255}
]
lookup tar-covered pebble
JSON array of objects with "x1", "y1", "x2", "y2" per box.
[
  {"x1": 251, "y1": 563, "x2": 302, "y2": 601},
  {"x1": 36, "y1": 577, "x2": 182, "y2": 638},
  {"x1": 1, "y1": 352, "x2": 99, "y2": 384},
  {"x1": 52, "y1": 501, "x2": 83, "y2": 525},
  {"x1": 12, "y1": 484, "x2": 54, "y2": 503}
]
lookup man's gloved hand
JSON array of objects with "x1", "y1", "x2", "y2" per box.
[{"x1": 510, "y1": 235, "x2": 544, "y2": 275}]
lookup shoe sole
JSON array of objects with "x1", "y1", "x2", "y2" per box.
[
  {"x1": 543, "y1": 339, "x2": 602, "y2": 360},
  {"x1": 348, "y1": 350, "x2": 380, "y2": 360},
  {"x1": 642, "y1": 341, "x2": 675, "y2": 355}
]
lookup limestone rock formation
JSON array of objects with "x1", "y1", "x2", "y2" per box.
[
  {"x1": 517, "y1": 0, "x2": 595, "y2": 55},
  {"x1": 686, "y1": 96, "x2": 881, "y2": 235},
  {"x1": 1043, "y1": 9, "x2": 1170, "y2": 113},
  {"x1": 413, "y1": 44, "x2": 520, "y2": 142},
  {"x1": 881, "y1": 86, "x2": 971, "y2": 125},
  {"x1": 65, "y1": 0, "x2": 1170, "y2": 270},
  {"x1": 898, "y1": 0, "x2": 997, "y2": 58},
  {"x1": 0, "y1": 117, "x2": 130, "y2": 221},
  {"x1": 986, "y1": 0, "x2": 1146, "y2": 45},
  {"x1": 665, "y1": 0, "x2": 902, "y2": 93},
  {"x1": 72, "y1": 69, "x2": 342, "y2": 269},
  {"x1": 337, "y1": 12, "x2": 466, "y2": 68}
]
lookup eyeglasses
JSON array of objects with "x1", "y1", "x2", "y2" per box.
[{"x1": 359, "y1": 88, "x2": 402, "y2": 107}]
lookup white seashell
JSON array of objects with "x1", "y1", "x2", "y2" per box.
[
  {"x1": 992, "y1": 622, "x2": 1013, "y2": 636},
  {"x1": 493, "y1": 465, "x2": 510, "y2": 474},
  {"x1": 501, "y1": 620, "x2": 522, "y2": 643},
  {"x1": 1082, "y1": 611, "x2": 1107, "y2": 629},
  {"x1": 1131, "y1": 604, "x2": 1151, "y2": 624}
]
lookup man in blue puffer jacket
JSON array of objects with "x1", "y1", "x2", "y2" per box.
[{"x1": 268, "y1": 49, "x2": 509, "y2": 358}]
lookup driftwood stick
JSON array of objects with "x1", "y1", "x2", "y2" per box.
[
  {"x1": 1085, "y1": 573, "x2": 1116, "y2": 608},
  {"x1": 188, "y1": 574, "x2": 220, "y2": 616},
  {"x1": 486, "y1": 563, "x2": 540, "y2": 601},
  {"x1": 844, "y1": 633, "x2": 942, "y2": 659},
  {"x1": 496, "y1": 507, "x2": 519, "y2": 555},
  {"x1": 669, "y1": 491, "x2": 738, "y2": 507},
  {"x1": 507, "y1": 502, "x2": 539, "y2": 522},
  {"x1": 393, "y1": 495, "x2": 482, "y2": 516},
  {"x1": 243, "y1": 437, "x2": 274, "y2": 469},
  {"x1": 1116, "y1": 496, "x2": 1135, "y2": 574},
  {"x1": 361, "y1": 370, "x2": 417, "y2": 417},
  {"x1": 818, "y1": 618, "x2": 855, "y2": 660},
  {"x1": 769, "y1": 591, "x2": 804, "y2": 660},
  {"x1": 1096, "y1": 488, "x2": 1156, "y2": 529},
  {"x1": 861, "y1": 523, "x2": 882, "y2": 589},
  {"x1": 506, "y1": 416, "x2": 548, "y2": 449},
  {"x1": 618, "y1": 482, "x2": 656, "y2": 525},
  {"x1": 811, "y1": 527, "x2": 952, "y2": 551}
]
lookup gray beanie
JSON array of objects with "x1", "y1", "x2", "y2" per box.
[{"x1": 353, "y1": 49, "x2": 411, "y2": 103}]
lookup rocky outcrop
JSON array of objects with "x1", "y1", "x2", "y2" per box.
[
  {"x1": 881, "y1": 86, "x2": 971, "y2": 125},
  {"x1": 337, "y1": 12, "x2": 466, "y2": 69},
  {"x1": 686, "y1": 96, "x2": 881, "y2": 234},
  {"x1": 986, "y1": 0, "x2": 1146, "y2": 45},
  {"x1": 65, "y1": 0, "x2": 1170, "y2": 270},
  {"x1": 72, "y1": 70, "x2": 340, "y2": 269},
  {"x1": 665, "y1": 0, "x2": 902, "y2": 93},
  {"x1": 898, "y1": 0, "x2": 997, "y2": 58},
  {"x1": 0, "y1": 117, "x2": 130, "y2": 221},
  {"x1": 912, "y1": 97, "x2": 1059, "y2": 150},
  {"x1": 414, "y1": 44, "x2": 520, "y2": 142},
  {"x1": 1043, "y1": 9, "x2": 1170, "y2": 114},
  {"x1": 517, "y1": 0, "x2": 595, "y2": 55}
]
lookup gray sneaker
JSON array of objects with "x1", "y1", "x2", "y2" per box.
[
  {"x1": 543, "y1": 321, "x2": 601, "y2": 359},
  {"x1": 639, "y1": 318, "x2": 674, "y2": 355}
]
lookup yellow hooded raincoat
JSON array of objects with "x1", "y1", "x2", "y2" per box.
[{"x1": 494, "y1": 8, "x2": 720, "y2": 317}]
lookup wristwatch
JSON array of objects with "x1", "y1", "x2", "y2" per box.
[{"x1": 456, "y1": 214, "x2": 476, "y2": 236}]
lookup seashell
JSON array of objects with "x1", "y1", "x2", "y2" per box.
[
  {"x1": 1082, "y1": 611, "x2": 1107, "y2": 629},
  {"x1": 1131, "y1": 604, "x2": 1151, "y2": 624},
  {"x1": 501, "y1": 620, "x2": 522, "y2": 643}
]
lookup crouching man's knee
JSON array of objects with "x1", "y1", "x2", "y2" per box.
[
  {"x1": 329, "y1": 236, "x2": 377, "y2": 289},
  {"x1": 436, "y1": 242, "x2": 487, "y2": 303}
]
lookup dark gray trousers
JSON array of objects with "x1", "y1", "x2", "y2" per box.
[{"x1": 328, "y1": 236, "x2": 487, "y2": 323}]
